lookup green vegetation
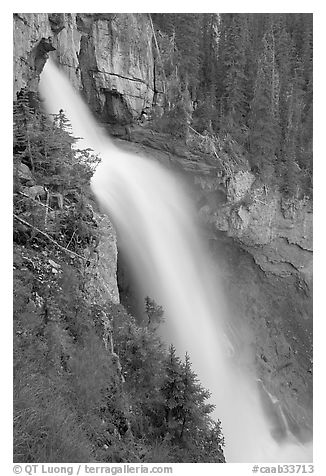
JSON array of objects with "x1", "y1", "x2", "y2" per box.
[
  {"x1": 13, "y1": 91, "x2": 225, "y2": 463},
  {"x1": 151, "y1": 13, "x2": 313, "y2": 198}
]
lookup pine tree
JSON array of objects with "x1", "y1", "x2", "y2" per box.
[
  {"x1": 13, "y1": 94, "x2": 99, "y2": 251},
  {"x1": 171, "y1": 14, "x2": 203, "y2": 96},
  {"x1": 300, "y1": 14, "x2": 313, "y2": 191},
  {"x1": 144, "y1": 296, "x2": 164, "y2": 329},
  {"x1": 160, "y1": 348, "x2": 224, "y2": 461},
  {"x1": 152, "y1": 13, "x2": 203, "y2": 98},
  {"x1": 190, "y1": 14, "x2": 220, "y2": 133},
  {"x1": 200, "y1": 14, "x2": 219, "y2": 94},
  {"x1": 274, "y1": 15, "x2": 295, "y2": 174},
  {"x1": 13, "y1": 89, "x2": 40, "y2": 173},
  {"x1": 151, "y1": 13, "x2": 312, "y2": 198},
  {"x1": 220, "y1": 14, "x2": 250, "y2": 144},
  {"x1": 161, "y1": 344, "x2": 185, "y2": 436},
  {"x1": 247, "y1": 25, "x2": 280, "y2": 179},
  {"x1": 178, "y1": 353, "x2": 214, "y2": 441},
  {"x1": 281, "y1": 62, "x2": 306, "y2": 197}
]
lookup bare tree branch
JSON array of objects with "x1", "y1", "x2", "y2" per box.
[{"x1": 13, "y1": 213, "x2": 87, "y2": 261}]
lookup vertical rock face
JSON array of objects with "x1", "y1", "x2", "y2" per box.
[
  {"x1": 86, "y1": 212, "x2": 120, "y2": 306},
  {"x1": 13, "y1": 13, "x2": 155, "y2": 123},
  {"x1": 14, "y1": 13, "x2": 53, "y2": 92},
  {"x1": 78, "y1": 14, "x2": 154, "y2": 123}
]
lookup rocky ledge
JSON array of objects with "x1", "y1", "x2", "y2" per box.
[{"x1": 198, "y1": 170, "x2": 312, "y2": 286}]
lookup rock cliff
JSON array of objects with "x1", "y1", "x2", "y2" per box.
[
  {"x1": 13, "y1": 13, "x2": 154, "y2": 123},
  {"x1": 197, "y1": 170, "x2": 313, "y2": 287},
  {"x1": 85, "y1": 211, "x2": 120, "y2": 306}
]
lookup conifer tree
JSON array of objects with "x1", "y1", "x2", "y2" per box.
[
  {"x1": 152, "y1": 13, "x2": 203, "y2": 98},
  {"x1": 145, "y1": 296, "x2": 164, "y2": 328},
  {"x1": 161, "y1": 344, "x2": 185, "y2": 436},
  {"x1": 300, "y1": 14, "x2": 313, "y2": 189},
  {"x1": 248, "y1": 26, "x2": 280, "y2": 179},
  {"x1": 220, "y1": 14, "x2": 249, "y2": 144},
  {"x1": 151, "y1": 12, "x2": 312, "y2": 198},
  {"x1": 274, "y1": 16, "x2": 294, "y2": 171},
  {"x1": 281, "y1": 62, "x2": 306, "y2": 196},
  {"x1": 13, "y1": 94, "x2": 99, "y2": 251},
  {"x1": 170, "y1": 14, "x2": 202, "y2": 96},
  {"x1": 160, "y1": 348, "x2": 224, "y2": 461},
  {"x1": 178, "y1": 353, "x2": 214, "y2": 441},
  {"x1": 13, "y1": 89, "x2": 39, "y2": 173},
  {"x1": 200, "y1": 14, "x2": 219, "y2": 94}
]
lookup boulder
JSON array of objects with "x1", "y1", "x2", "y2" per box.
[
  {"x1": 226, "y1": 170, "x2": 256, "y2": 203},
  {"x1": 14, "y1": 163, "x2": 35, "y2": 185},
  {"x1": 22, "y1": 185, "x2": 47, "y2": 200}
]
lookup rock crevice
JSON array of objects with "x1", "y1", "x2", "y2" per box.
[{"x1": 94, "y1": 69, "x2": 154, "y2": 87}]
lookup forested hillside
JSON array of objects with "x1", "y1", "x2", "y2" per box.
[
  {"x1": 151, "y1": 13, "x2": 313, "y2": 197},
  {"x1": 13, "y1": 90, "x2": 225, "y2": 463}
]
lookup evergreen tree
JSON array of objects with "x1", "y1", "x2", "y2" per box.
[
  {"x1": 281, "y1": 62, "x2": 306, "y2": 197},
  {"x1": 299, "y1": 14, "x2": 313, "y2": 191},
  {"x1": 200, "y1": 13, "x2": 219, "y2": 94},
  {"x1": 152, "y1": 13, "x2": 203, "y2": 98},
  {"x1": 274, "y1": 15, "x2": 295, "y2": 172},
  {"x1": 214, "y1": 14, "x2": 229, "y2": 122},
  {"x1": 145, "y1": 296, "x2": 164, "y2": 328},
  {"x1": 161, "y1": 344, "x2": 185, "y2": 437},
  {"x1": 178, "y1": 353, "x2": 214, "y2": 441},
  {"x1": 160, "y1": 347, "x2": 224, "y2": 462},
  {"x1": 13, "y1": 95, "x2": 99, "y2": 252},
  {"x1": 13, "y1": 89, "x2": 40, "y2": 173},
  {"x1": 220, "y1": 14, "x2": 249, "y2": 144},
  {"x1": 171, "y1": 14, "x2": 203, "y2": 97},
  {"x1": 191, "y1": 14, "x2": 220, "y2": 133},
  {"x1": 247, "y1": 25, "x2": 280, "y2": 179},
  {"x1": 151, "y1": 13, "x2": 312, "y2": 198}
]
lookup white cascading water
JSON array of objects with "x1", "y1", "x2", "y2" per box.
[{"x1": 39, "y1": 59, "x2": 312, "y2": 463}]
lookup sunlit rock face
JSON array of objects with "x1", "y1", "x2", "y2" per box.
[{"x1": 13, "y1": 13, "x2": 154, "y2": 123}]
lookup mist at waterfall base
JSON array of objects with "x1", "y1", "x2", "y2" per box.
[{"x1": 39, "y1": 60, "x2": 312, "y2": 463}]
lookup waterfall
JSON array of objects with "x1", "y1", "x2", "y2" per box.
[{"x1": 39, "y1": 59, "x2": 312, "y2": 463}]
